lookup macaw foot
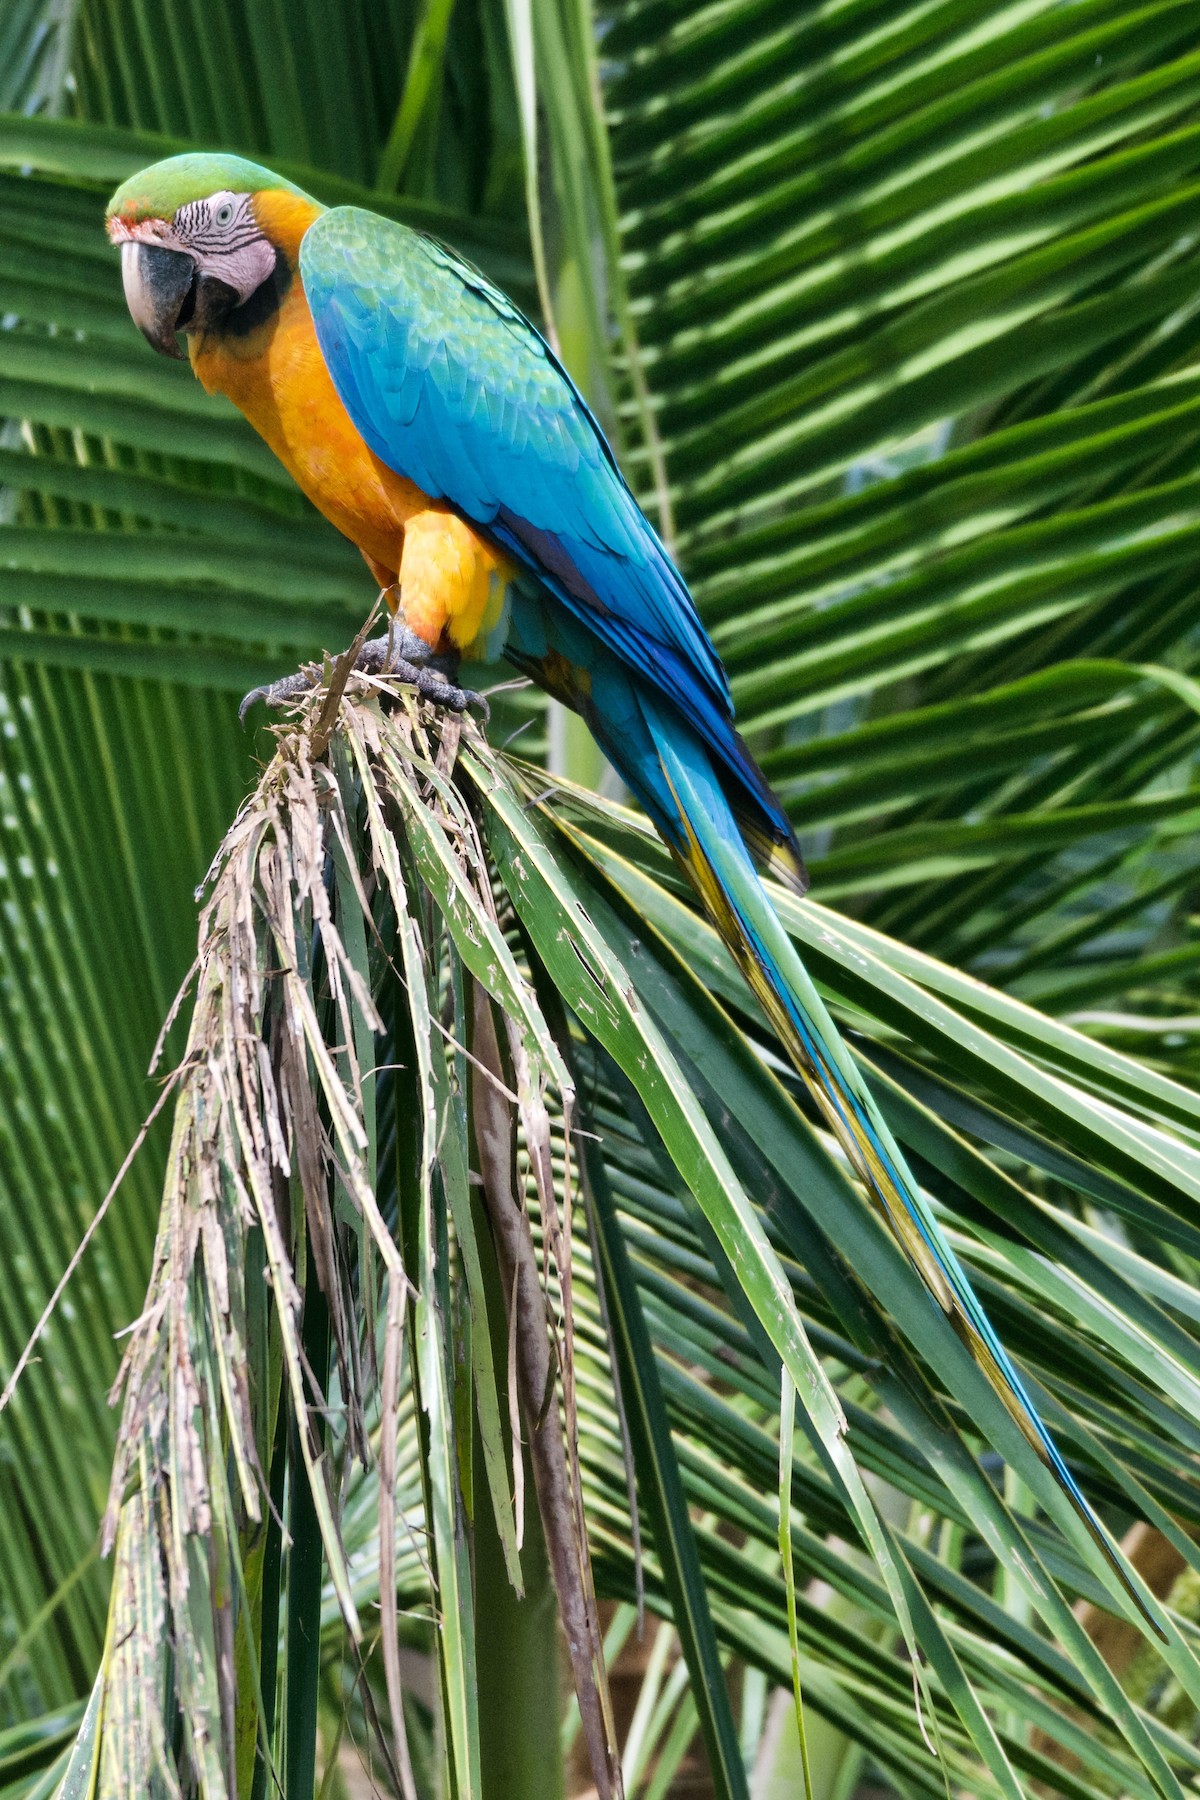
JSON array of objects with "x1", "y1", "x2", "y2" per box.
[{"x1": 238, "y1": 626, "x2": 489, "y2": 724}]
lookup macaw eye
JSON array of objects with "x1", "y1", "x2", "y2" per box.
[{"x1": 214, "y1": 201, "x2": 234, "y2": 228}]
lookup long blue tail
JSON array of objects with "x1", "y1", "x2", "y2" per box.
[
  {"x1": 627, "y1": 692, "x2": 1155, "y2": 1629},
  {"x1": 505, "y1": 586, "x2": 1149, "y2": 1625}
]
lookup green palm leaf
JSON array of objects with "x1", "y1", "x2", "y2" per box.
[{"x1": 4, "y1": 1, "x2": 1200, "y2": 1796}]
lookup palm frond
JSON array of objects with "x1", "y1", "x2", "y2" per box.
[
  {"x1": 601, "y1": 0, "x2": 1200, "y2": 1027},
  {"x1": 0, "y1": 6, "x2": 536, "y2": 1740},
  {"x1": 5, "y1": 3, "x2": 1200, "y2": 1796},
  {"x1": 18, "y1": 673, "x2": 1200, "y2": 1800}
]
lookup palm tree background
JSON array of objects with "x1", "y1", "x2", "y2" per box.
[{"x1": 4, "y1": 1, "x2": 1200, "y2": 1795}]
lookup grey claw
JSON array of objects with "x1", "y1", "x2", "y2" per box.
[
  {"x1": 238, "y1": 685, "x2": 269, "y2": 725},
  {"x1": 355, "y1": 632, "x2": 458, "y2": 684},
  {"x1": 390, "y1": 658, "x2": 489, "y2": 721},
  {"x1": 239, "y1": 630, "x2": 489, "y2": 729},
  {"x1": 355, "y1": 631, "x2": 487, "y2": 718},
  {"x1": 238, "y1": 668, "x2": 317, "y2": 724}
]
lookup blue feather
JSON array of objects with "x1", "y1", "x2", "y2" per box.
[{"x1": 300, "y1": 206, "x2": 1157, "y2": 1632}]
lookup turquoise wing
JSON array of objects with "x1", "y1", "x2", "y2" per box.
[{"x1": 299, "y1": 205, "x2": 727, "y2": 715}]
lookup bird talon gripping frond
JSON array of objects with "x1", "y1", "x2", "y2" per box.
[{"x1": 108, "y1": 150, "x2": 1159, "y2": 1642}]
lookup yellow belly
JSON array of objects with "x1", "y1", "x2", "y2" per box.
[{"x1": 190, "y1": 239, "x2": 509, "y2": 654}]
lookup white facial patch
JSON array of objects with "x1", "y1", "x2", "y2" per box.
[{"x1": 171, "y1": 190, "x2": 277, "y2": 303}]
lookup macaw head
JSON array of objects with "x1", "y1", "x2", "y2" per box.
[{"x1": 106, "y1": 153, "x2": 317, "y2": 358}]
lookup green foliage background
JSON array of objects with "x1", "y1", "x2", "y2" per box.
[{"x1": 3, "y1": 1, "x2": 1200, "y2": 1796}]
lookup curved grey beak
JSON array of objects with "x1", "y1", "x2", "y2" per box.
[{"x1": 120, "y1": 241, "x2": 196, "y2": 359}]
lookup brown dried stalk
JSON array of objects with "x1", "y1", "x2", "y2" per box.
[{"x1": 76, "y1": 674, "x2": 618, "y2": 1798}]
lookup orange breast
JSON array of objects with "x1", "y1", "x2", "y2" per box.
[
  {"x1": 191, "y1": 259, "x2": 424, "y2": 578},
  {"x1": 189, "y1": 191, "x2": 512, "y2": 654}
]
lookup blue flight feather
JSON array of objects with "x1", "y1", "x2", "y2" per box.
[{"x1": 300, "y1": 203, "x2": 1155, "y2": 1630}]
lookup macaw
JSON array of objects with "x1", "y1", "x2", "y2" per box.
[{"x1": 106, "y1": 153, "x2": 1139, "y2": 1613}]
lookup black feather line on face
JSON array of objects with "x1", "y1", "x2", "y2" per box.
[
  {"x1": 173, "y1": 193, "x2": 257, "y2": 252},
  {"x1": 190, "y1": 224, "x2": 263, "y2": 255}
]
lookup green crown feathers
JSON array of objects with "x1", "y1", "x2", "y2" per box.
[{"x1": 107, "y1": 153, "x2": 311, "y2": 222}]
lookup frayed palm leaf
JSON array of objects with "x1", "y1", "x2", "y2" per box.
[
  {"x1": 25, "y1": 659, "x2": 1200, "y2": 1800},
  {"x1": 62, "y1": 676, "x2": 613, "y2": 1799}
]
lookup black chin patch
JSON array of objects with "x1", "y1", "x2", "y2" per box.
[
  {"x1": 175, "y1": 267, "x2": 198, "y2": 330},
  {"x1": 190, "y1": 272, "x2": 240, "y2": 334},
  {"x1": 186, "y1": 249, "x2": 291, "y2": 342},
  {"x1": 192, "y1": 246, "x2": 292, "y2": 342},
  {"x1": 227, "y1": 246, "x2": 292, "y2": 337}
]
